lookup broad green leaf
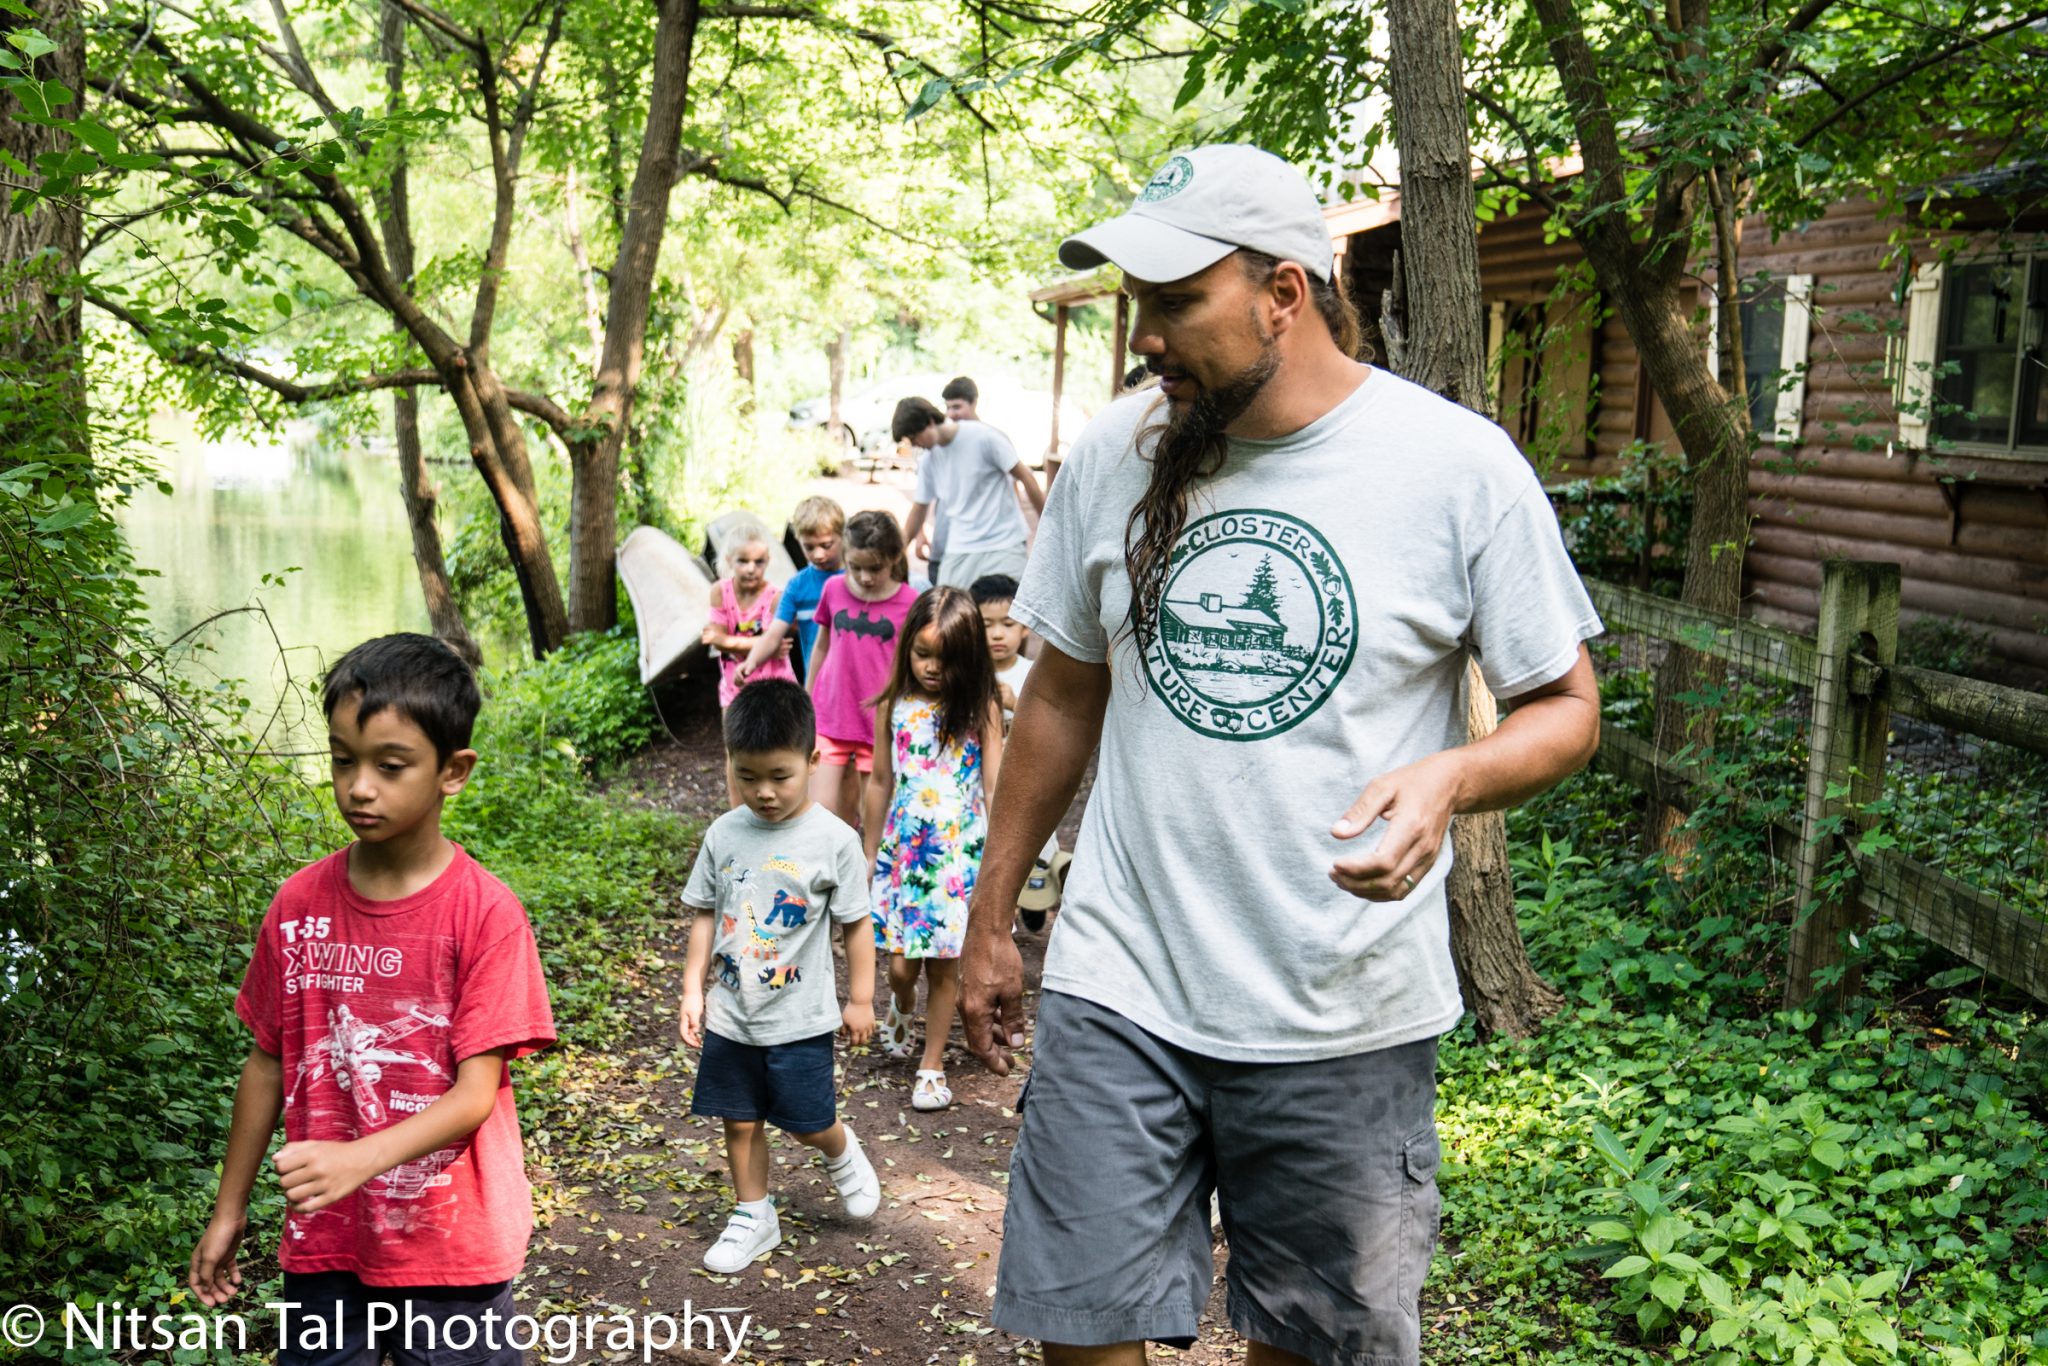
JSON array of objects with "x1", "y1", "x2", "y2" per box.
[{"x1": 1603, "y1": 1255, "x2": 1652, "y2": 1278}]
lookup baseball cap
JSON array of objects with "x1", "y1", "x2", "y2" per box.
[{"x1": 1059, "y1": 144, "x2": 1334, "y2": 285}]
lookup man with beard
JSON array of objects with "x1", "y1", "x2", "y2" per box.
[{"x1": 961, "y1": 144, "x2": 1604, "y2": 1366}]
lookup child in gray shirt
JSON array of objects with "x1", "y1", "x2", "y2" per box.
[{"x1": 679, "y1": 681, "x2": 879, "y2": 1273}]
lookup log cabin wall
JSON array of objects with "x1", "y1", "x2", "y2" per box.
[{"x1": 1337, "y1": 195, "x2": 2048, "y2": 670}]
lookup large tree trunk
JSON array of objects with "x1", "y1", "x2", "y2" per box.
[
  {"x1": 379, "y1": 0, "x2": 479, "y2": 665},
  {"x1": 567, "y1": 0, "x2": 704, "y2": 635},
  {"x1": 1593, "y1": 263, "x2": 1752, "y2": 839},
  {"x1": 1, "y1": 0, "x2": 85, "y2": 452},
  {"x1": 1386, "y1": 0, "x2": 1563, "y2": 1039}
]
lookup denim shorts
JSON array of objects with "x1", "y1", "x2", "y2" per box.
[
  {"x1": 276, "y1": 1272, "x2": 520, "y2": 1366},
  {"x1": 690, "y1": 1028, "x2": 838, "y2": 1133},
  {"x1": 992, "y1": 991, "x2": 1442, "y2": 1366}
]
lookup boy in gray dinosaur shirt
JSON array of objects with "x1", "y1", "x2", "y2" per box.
[{"x1": 679, "y1": 680, "x2": 880, "y2": 1272}]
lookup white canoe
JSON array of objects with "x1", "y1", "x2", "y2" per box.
[
  {"x1": 617, "y1": 519, "x2": 800, "y2": 685},
  {"x1": 617, "y1": 526, "x2": 716, "y2": 685}
]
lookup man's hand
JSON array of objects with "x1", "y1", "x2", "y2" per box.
[
  {"x1": 842, "y1": 998, "x2": 875, "y2": 1046},
  {"x1": 188, "y1": 1212, "x2": 247, "y2": 1306},
  {"x1": 914, "y1": 533, "x2": 933, "y2": 561},
  {"x1": 1329, "y1": 750, "x2": 1463, "y2": 901},
  {"x1": 273, "y1": 1140, "x2": 382, "y2": 1214},
  {"x1": 679, "y1": 990, "x2": 705, "y2": 1048},
  {"x1": 960, "y1": 916, "x2": 1027, "y2": 1075}
]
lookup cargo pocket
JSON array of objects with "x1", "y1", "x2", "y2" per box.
[{"x1": 1398, "y1": 1125, "x2": 1442, "y2": 1312}]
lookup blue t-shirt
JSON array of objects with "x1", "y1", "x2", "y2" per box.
[{"x1": 776, "y1": 566, "x2": 842, "y2": 671}]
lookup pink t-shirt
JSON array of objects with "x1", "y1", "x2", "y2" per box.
[
  {"x1": 234, "y1": 845, "x2": 556, "y2": 1287},
  {"x1": 711, "y1": 578, "x2": 797, "y2": 707},
  {"x1": 813, "y1": 579, "x2": 919, "y2": 744}
]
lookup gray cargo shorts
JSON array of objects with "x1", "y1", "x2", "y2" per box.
[{"x1": 992, "y1": 991, "x2": 1441, "y2": 1366}]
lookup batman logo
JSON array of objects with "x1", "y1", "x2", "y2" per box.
[{"x1": 834, "y1": 609, "x2": 896, "y2": 643}]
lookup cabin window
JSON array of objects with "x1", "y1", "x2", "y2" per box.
[
  {"x1": 1934, "y1": 256, "x2": 2048, "y2": 455},
  {"x1": 1708, "y1": 273, "x2": 1813, "y2": 446}
]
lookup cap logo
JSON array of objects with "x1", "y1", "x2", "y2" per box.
[{"x1": 1139, "y1": 155, "x2": 1195, "y2": 202}]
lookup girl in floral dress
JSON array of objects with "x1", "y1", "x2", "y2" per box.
[{"x1": 862, "y1": 587, "x2": 1003, "y2": 1111}]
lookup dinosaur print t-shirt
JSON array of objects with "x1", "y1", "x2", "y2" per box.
[
  {"x1": 682, "y1": 804, "x2": 872, "y2": 1046},
  {"x1": 811, "y1": 578, "x2": 919, "y2": 745},
  {"x1": 234, "y1": 845, "x2": 556, "y2": 1284},
  {"x1": 1014, "y1": 369, "x2": 1602, "y2": 1063}
]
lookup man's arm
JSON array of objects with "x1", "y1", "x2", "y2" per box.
[
  {"x1": 1008, "y1": 462, "x2": 1045, "y2": 515},
  {"x1": 902, "y1": 500, "x2": 930, "y2": 549},
  {"x1": 270, "y1": 1049, "x2": 510, "y2": 1214},
  {"x1": 960, "y1": 644, "x2": 1110, "y2": 1075},
  {"x1": 1329, "y1": 645, "x2": 1600, "y2": 900},
  {"x1": 189, "y1": 1045, "x2": 284, "y2": 1305}
]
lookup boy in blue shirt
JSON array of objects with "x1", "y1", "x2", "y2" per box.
[{"x1": 742, "y1": 496, "x2": 843, "y2": 683}]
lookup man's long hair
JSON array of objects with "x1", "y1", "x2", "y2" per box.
[{"x1": 1121, "y1": 252, "x2": 1361, "y2": 653}]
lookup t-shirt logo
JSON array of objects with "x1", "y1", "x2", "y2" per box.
[
  {"x1": 1139, "y1": 155, "x2": 1194, "y2": 202},
  {"x1": 1141, "y1": 509, "x2": 1357, "y2": 741},
  {"x1": 834, "y1": 608, "x2": 896, "y2": 643}
]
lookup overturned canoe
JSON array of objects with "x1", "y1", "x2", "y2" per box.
[{"x1": 617, "y1": 526, "x2": 718, "y2": 685}]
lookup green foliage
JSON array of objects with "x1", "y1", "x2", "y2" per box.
[
  {"x1": 1427, "y1": 766, "x2": 2048, "y2": 1364},
  {"x1": 1895, "y1": 619, "x2": 1997, "y2": 682},
  {"x1": 1553, "y1": 442, "x2": 1694, "y2": 595},
  {"x1": 477, "y1": 623, "x2": 659, "y2": 773}
]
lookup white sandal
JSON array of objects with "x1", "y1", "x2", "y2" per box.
[
  {"x1": 912, "y1": 1069, "x2": 953, "y2": 1111},
  {"x1": 881, "y1": 999, "x2": 916, "y2": 1059}
]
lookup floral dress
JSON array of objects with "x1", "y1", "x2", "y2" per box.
[{"x1": 871, "y1": 696, "x2": 986, "y2": 959}]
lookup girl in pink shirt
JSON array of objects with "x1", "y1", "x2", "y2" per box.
[
  {"x1": 702, "y1": 530, "x2": 797, "y2": 710},
  {"x1": 800, "y1": 510, "x2": 916, "y2": 823}
]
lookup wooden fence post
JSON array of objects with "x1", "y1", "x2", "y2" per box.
[{"x1": 1786, "y1": 559, "x2": 1900, "y2": 1007}]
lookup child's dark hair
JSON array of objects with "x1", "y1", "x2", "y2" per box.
[
  {"x1": 941, "y1": 375, "x2": 978, "y2": 405},
  {"x1": 890, "y1": 396, "x2": 944, "y2": 442},
  {"x1": 970, "y1": 574, "x2": 1018, "y2": 608},
  {"x1": 844, "y1": 508, "x2": 909, "y2": 583},
  {"x1": 872, "y1": 587, "x2": 998, "y2": 750},
  {"x1": 322, "y1": 633, "x2": 480, "y2": 763},
  {"x1": 724, "y1": 679, "x2": 816, "y2": 755}
]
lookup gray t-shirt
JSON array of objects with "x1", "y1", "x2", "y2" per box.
[
  {"x1": 914, "y1": 421, "x2": 1026, "y2": 555},
  {"x1": 1014, "y1": 368, "x2": 1602, "y2": 1063},
  {"x1": 681, "y1": 804, "x2": 871, "y2": 1047}
]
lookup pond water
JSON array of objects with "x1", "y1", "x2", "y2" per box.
[{"x1": 118, "y1": 411, "x2": 427, "y2": 744}]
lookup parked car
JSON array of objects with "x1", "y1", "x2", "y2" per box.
[{"x1": 788, "y1": 372, "x2": 1090, "y2": 468}]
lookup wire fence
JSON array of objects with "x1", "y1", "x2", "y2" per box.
[{"x1": 1582, "y1": 563, "x2": 2048, "y2": 1009}]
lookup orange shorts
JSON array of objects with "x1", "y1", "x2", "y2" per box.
[{"x1": 817, "y1": 735, "x2": 874, "y2": 773}]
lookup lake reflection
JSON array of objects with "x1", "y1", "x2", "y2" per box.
[{"x1": 119, "y1": 412, "x2": 426, "y2": 744}]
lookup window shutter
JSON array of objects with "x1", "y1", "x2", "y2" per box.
[
  {"x1": 1896, "y1": 261, "x2": 1945, "y2": 449},
  {"x1": 1773, "y1": 274, "x2": 1814, "y2": 445}
]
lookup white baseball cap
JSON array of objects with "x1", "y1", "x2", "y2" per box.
[{"x1": 1059, "y1": 144, "x2": 1334, "y2": 284}]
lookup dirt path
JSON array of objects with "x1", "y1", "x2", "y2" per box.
[{"x1": 528, "y1": 678, "x2": 1244, "y2": 1364}]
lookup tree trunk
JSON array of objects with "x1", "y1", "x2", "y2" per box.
[
  {"x1": 568, "y1": 0, "x2": 704, "y2": 635},
  {"x1": 379, "y1": 0, "x2": 479, "y2": 665},
  {"x1": 733, "y1": 327, "x2": 756, "y2": 416},
  {"x1": 1386, "y1": 0, "x2": 1563, "y2": 1039},
  {"x1": 826, "y1": 326, "x2": 849, "y2": 447},
  {"x1": 1596, "y1": 265, "x2": 1753, "y2": 840},
  {"x1": 1, "y1": 0, "x2": 85, "y2": 451}
]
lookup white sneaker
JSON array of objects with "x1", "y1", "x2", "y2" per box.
[
  {"x1": 912, "y1": 1069, "x2": 953, "y2": 1112},
  {"x1": 703, "y1": 1204, "x2": 780, "y2": 1273},
  {"x1": 824, "y1": 1129, "x2": 880, "y2": 1219}
]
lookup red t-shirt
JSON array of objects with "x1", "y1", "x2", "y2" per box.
[{"x1": 234, "y1": 845, "x2": 556, "y2": 1286}]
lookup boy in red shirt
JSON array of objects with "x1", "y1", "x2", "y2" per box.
[{"x1": 188, "y1": 634, "x2": 556, "y2": 1365}]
